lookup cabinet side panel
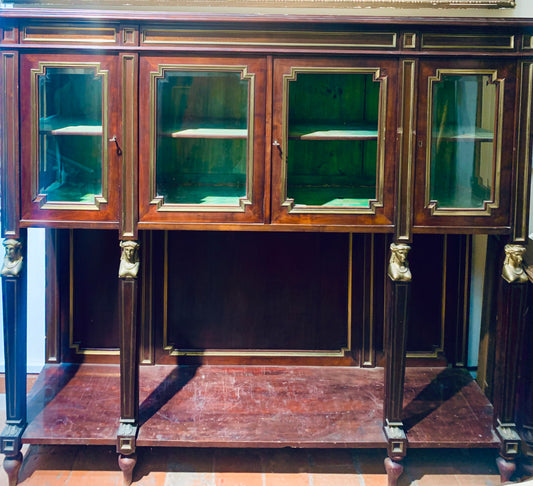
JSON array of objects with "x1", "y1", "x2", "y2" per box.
[
  {"x1": 513, "y1": 62, "x2": 533, "y2": 242},
  {"x1": 1, "y1": 52, "x2": 20, "y2": 238}
]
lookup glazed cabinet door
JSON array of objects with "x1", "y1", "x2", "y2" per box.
[
  {"x1": 20, "y1": 53, "x2": 121, "y2": 226},
  {"x1": 138, "y1": 56, "x2": 266, "y2": 224},
  {"x1": 271, "y1": 58, "x2": 397, "y2": 228},
  {"x1": 413, "y1": 59, "x2": 517, "y2": 231}
]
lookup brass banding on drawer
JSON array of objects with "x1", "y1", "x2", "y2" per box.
[
  {"x1": 141, "y1": 28, "x2": 398, "y2": 49},
  {"x1": 22, "y1": 25, "x2": 118, "y2": 44},
  {"x1": 421, "y1": 33, "x2": 515, "y2": 50}
]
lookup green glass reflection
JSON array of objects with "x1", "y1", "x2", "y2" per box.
[
  {"x1": 287, "y1": 72, "x2": 380, "y2": 208},
  {"x1": 156, "y1": 70, "x2": 248, "y2": 206},
  {"x1": 38, "y1": 67, "x2": 103, "y2": 203},
  {"x1": 430, "y1": 74, "x2": 496, "y2": 209}
]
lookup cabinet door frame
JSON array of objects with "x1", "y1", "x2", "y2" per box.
[
  {"x1": 271, "y1": 57, "x2": 397, "y2": 229},
  {"x1": 413, "y1": 58, "x2": 517, "y2": 232},
  {"x1": 20, "y1": 52, "x2": 122, "y2": 227},
  {"x1": 138, "y1": 55, "x2": 267, "y2": 225}
]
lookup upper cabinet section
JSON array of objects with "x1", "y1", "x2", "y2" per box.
[
  {"x1": 271, "y1": 58, "x2": 397, "y2": 227},
  {"x1": 2, "y1": 17, "x2": 531, "y2": 235},
  {"x1": 138, "y1": 56, "x2": 266, "y2": 224},
  {"x1": 20, "y1": 53, "x2": 121, "y2": 226},
  {"x1": 413, "y1": 60, "x2": 517, "y2": 230}
]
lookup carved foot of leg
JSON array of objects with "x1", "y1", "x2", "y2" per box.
[
  {"x1": 118, "y1": 453, "x2": 137, "y2": 486},
  {"x1": 496, "y1": 456, "x2": 516, "y2": 484},
  {"x1": 4, "y1": 452, "x2": 23, "y2": 486},
  {"x1": 384, "y1": 457, "x2": 404, "y2": 486}
]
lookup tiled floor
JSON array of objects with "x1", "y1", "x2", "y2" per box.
[
  {"x1": 0, "y1": 396, "x2": 531, "y2": 486},
  {"x1": 0, "y1": 444, "x2": 511, "y2": 486}
]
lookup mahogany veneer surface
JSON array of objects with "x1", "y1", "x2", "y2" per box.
[{"x1": 22, "y1": 364, "x2": 498, "y2": 449}]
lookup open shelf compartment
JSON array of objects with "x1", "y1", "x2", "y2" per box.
[{"x1": 22, "y1": 364, "x2": 499, "y2": 450}]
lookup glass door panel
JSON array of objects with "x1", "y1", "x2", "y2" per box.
[
  {"x1": 286, "y1": 71, "x2": 381, "y2": 210},
  {"x1": 36, "y1": 66, "x2": 106, "y2": 206},
  {"x1": 154, "y1": 68, "x2": 250, "y2": 209},
  {"x1": 428, "y1": 72, "x2": 499, "y2": 211}
]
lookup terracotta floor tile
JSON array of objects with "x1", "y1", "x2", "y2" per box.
[
  {"x1": 414, "y1": 473, "x2": 463, "y2": 486},
  {"x1": 18, "y1": 470, "x2": 74, "y2": 486},
  {"x1": 311, "y1": 472, "x2": 362, "y2": 486},
  {"x1": 64, "y1": 470, "x2": 122, "y2": 486},
  {"x1": 164, "y1": 472, "x2": 215, "y2": 486},
  {"x1": 215, "y1": 472, "x2": 264, "y2": 486},
  {"x1": 455, "y1": 475, "x2": 500, "y2": 486},
  {"x1": 359, "y1": 474, "x2": 388, "y2": 486},
  {"x1": 263, "y1": 472, "x2": 311, "y2": 486}
]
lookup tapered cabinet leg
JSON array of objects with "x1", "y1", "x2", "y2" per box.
[
  {"x1": 3, "y1": 452, "x2": 23, "y2": 486},
  {"x1": 383, "y1": 243, "x2": 411, "y2": 485},
  {"x1": 384, "y1": 456, "x2": 404, "y2": 486},
  {"x1": 118, "y1": 453, "x2": 137, "y2": 486},
  {"x1": 496, "y1": 455, "x2": 516, "y2": 484},
  {"x1": 1, "y1": 236, "x2": 27, "y2": 486},
  {"x1": 493, "y1": 244, "x2": 528, "y2": 481},
  {"x1": 116, "y1": 241, "x2": 140, "y2": 482}
]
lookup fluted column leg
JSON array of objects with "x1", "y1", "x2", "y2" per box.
[{"x1": 0, "y1": 234, "x2": 27, "y2": 486}]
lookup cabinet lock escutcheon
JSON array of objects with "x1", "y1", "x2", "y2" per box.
[{"x1": 109, "y1": 136, "x2": 123, "y2": 156}]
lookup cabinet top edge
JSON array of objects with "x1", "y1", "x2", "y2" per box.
[{"x1": 1, "y1": 7, "x2": 533, "y2": 26}]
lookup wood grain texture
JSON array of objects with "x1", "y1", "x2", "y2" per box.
[{"x1": 22, "y1": 364, "x2": 498, "y2": 449}]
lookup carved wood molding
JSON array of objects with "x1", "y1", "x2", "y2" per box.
[{"x1": 10, "y1": 0, "x2": 516, "y2": 8}]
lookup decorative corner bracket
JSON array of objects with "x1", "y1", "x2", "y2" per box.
[
  {"x1": 0, "y1": 239, "x2": 23, "y2": 278},
  {"x1": 388, "y1": 243, "x2": 412, "y2": 282},
  {"x1": 119, "y1": 241, "x2": 140, "y2": 279},
  {"x1": 502, "y1": 244, "x2": 528, "y2": 284}
]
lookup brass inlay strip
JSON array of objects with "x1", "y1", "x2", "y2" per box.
[
  {"x1": 397, "y1": 60, "x2": 416, "y2": 242},
  {"x1": 523, "y1": 35, "x2": 533, "y2": 51},
  {"x1": 425, "y1": 69, "x2": 503, "y2": 216},
  {"x1": 1, "y1": 52, "x2": 18, "y2": 236},
  {"x1": 513, "y1": 62, "x2": 533, "y2": 242},
  {"x1": 68, "y1": 230, "x2": 119, "y2": 356},
  {"x1": 122, "y1": 54, "x2": 137, "y2": 238},
  {"x1": 31, "y1": 62, "x2": 109, "y2": 211},
  {"x1": 22, "y1": 25, "x2": 117, "y2": 44},
  {"x1": 149, "y1": 64, "x2": 254, "y2": 213},
  {"x1": 142, "y1": 29, "x2": 397, "y2": 49},
  {"x1": 403, "y1": 33, "x2": 417, "y2": 49},
  {"x1": 281, "y1": 67, "x2": 386, "y2": 215},
  {"x1": 421, "y1": 33, "x2": 515, "y2": 50},
  {"x1": 362, "y1": 234, "x2": 375, "y2": 367},
  {"x1": 163, "y1": 233, "x2": 352, "y2": 358}
]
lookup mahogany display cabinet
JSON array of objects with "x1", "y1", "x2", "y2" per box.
[{"x1": 1, "y1": 7, "x2": 532, "y2": 486}]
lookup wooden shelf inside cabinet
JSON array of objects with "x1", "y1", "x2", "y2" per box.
[
  {"x1": 22, "y1": 364, "x2": 499, "y2": 450},
  {"x1": 289, "y1": 124, "x2": 378, "y2": 141},
  {"x1": 161, "y1": 127, "x2": 247, "y2": 139},
  {"x1": 432, "y1": 127, "x2": 494, "y2": 142},
  {"x1": 39, "y1": 116, "x2": 103, "y2": 136}
]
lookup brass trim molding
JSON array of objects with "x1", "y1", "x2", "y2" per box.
[
  {"x1": 30, "y1": 61, "x2": 109, "y2": 211},
  {"x1": 421, "y1": 33, "x2": 515, "y2": 50},
  {"x1": 68, "y1": 230, "x2": 119, "y2": 356},
  {"x1": 149, "y1": 64, "x2": 254, "y2": 213},
  {"x1": 22, "y1": 25, "x2": 117, "y2": 44},
  {"x1": 142, "y1": 29, "x2": 397, "y2": 49},
  {"x1": 513, "y1": 62, "x2": 533, "y2": 242},
  {"x1": 281, "y1": 66, "x2": 386, "y2": 215},
  {"x1": 162, "y1": 232, "x2": 353, "y2": 358},
  {"x1": 425, "y1": 69, "x2": 503, "y2": 217}
]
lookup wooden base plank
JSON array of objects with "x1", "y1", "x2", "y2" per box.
[{"x1": 21, "y1": 364, "x2": 498, "y2": 450}]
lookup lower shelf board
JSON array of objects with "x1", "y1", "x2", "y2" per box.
[{"x1": 22, "y1": 364, "x2": 499, "y2": 449}]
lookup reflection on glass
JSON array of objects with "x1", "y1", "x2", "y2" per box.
[
  {"x1": 155, "y1": 70, "x2": 249, "y2": 206},
  {"x1": 286, "y1": 72, "x2": 380, "y2": 208},
  {"x1": 430, "y1": 74, "x2": 496, "y2": 209},
  {"x1": 38, "y1": 67, "x2": 103, "y2": 203}
]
